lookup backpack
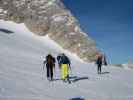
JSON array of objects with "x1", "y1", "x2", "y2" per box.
[
  {"x1": 46, "y1": 55, "x2": 55, "y2": 67},
  {"x1": 60, "y1": 55, "x2": 70, "y2": 64}
]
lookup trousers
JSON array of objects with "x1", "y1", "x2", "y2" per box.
[{"x1": 61, "y1": 64, "x2": 69, "y2": 80}]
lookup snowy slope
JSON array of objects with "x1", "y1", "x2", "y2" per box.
[{"x1": 0, "y1": 20, "x2": 133, "y2": 100}]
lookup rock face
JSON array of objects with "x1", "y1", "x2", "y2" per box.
[{"x1": 0, "y1": 0, "x2": 99, "y2": 62}]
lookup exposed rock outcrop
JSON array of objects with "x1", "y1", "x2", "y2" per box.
[{"x1": 0, "y1": 0, "x2": 99, "y2": 62}]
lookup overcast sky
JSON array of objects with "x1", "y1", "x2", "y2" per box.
[{"x1": 63, "y1": 0, "x2": 133, "y2": 64}]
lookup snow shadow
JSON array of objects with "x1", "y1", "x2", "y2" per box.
[
  {"x1": 0, "y1": 28, "x2": 14, "y2": 34},
  {"x1": 100, "y1": 71, "x2": 110, "y2": 75},
  {"x1": 69, "y1": 97, "x2": 85, "y2": 100},
  {"x1": 53, "y1": 78, "x2": 61, "y2": 81},
  {"x1": 69, "y1": 76, "x2": 89, "y2": 83},
  {"x1": 53, "y1": 76, "x2": 89, "y2": 82}
]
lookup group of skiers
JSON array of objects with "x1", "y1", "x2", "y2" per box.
[
  {"x1": 43, "y1": 53, "x2": 71, "y2": 83},
  {"x1": 43, "y1": 53, "x2": 107, "y2": 83}
]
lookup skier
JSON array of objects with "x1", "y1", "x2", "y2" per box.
[
  {"x1": 96, "y1": 54, "x2": 103, "y2": 74},
  {"x1": 43, "y1": 54, "x2": 55, "y2": 81},
  {"x1": 59, "y1": 53, "x2": 71, "y2": 83}
]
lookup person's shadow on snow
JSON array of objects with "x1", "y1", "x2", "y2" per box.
[
  {"x1": 69, "y1": 76, "x2": 89, "y2": 83},
  {"x1": 0, "y1": 28, "x2": 14, "y2": 34},
  {"x1": 100, "y1": 71, "x2": 110, "y2": 75},
  {"x1": 69, "y1": 97, "x2": 85, "y2": 100},
  {"x1": 53, "y1": 76, "x2": 89, "y2": 83}
]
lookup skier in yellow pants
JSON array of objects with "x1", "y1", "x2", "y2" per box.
[
  {"x1": 57, "y1": 53, "x2": 71, "y2": 83},
  {"x1": 61, "y1": 64, "x2": 69, "y2": 80}
]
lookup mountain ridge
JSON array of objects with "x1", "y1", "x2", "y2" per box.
[{"x1": 0, "y1": 0, "x2": 99, "y2": 62}]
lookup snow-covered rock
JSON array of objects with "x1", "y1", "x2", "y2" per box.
[
  {"x1": 114, "y1": 62, "x2": 133, "y2": 70},
  {"x1": 122, "y1": 62, "x2": 133, "y2": 70},
  {"x1": 0, "y1": 0, "x2": 99, "y2": 62}
]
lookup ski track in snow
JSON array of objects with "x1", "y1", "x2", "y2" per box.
[{"x1": 0, "y1": 20, "x2": 133, "y2": 100}]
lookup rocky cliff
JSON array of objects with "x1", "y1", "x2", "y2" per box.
[{"x1": 0, "y1": 0, "x2": 99, "y2": 62}]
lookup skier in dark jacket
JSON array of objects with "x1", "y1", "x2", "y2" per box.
[
  {"x1": 96, "y1": 54, "x2": 103, "y2": 74},
  {"x1": 43, "y1": 54, "x2": 55, "y2": 81},
  {"x1": 59, "y1": 53, "x2": 71, "y2": 83}
]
